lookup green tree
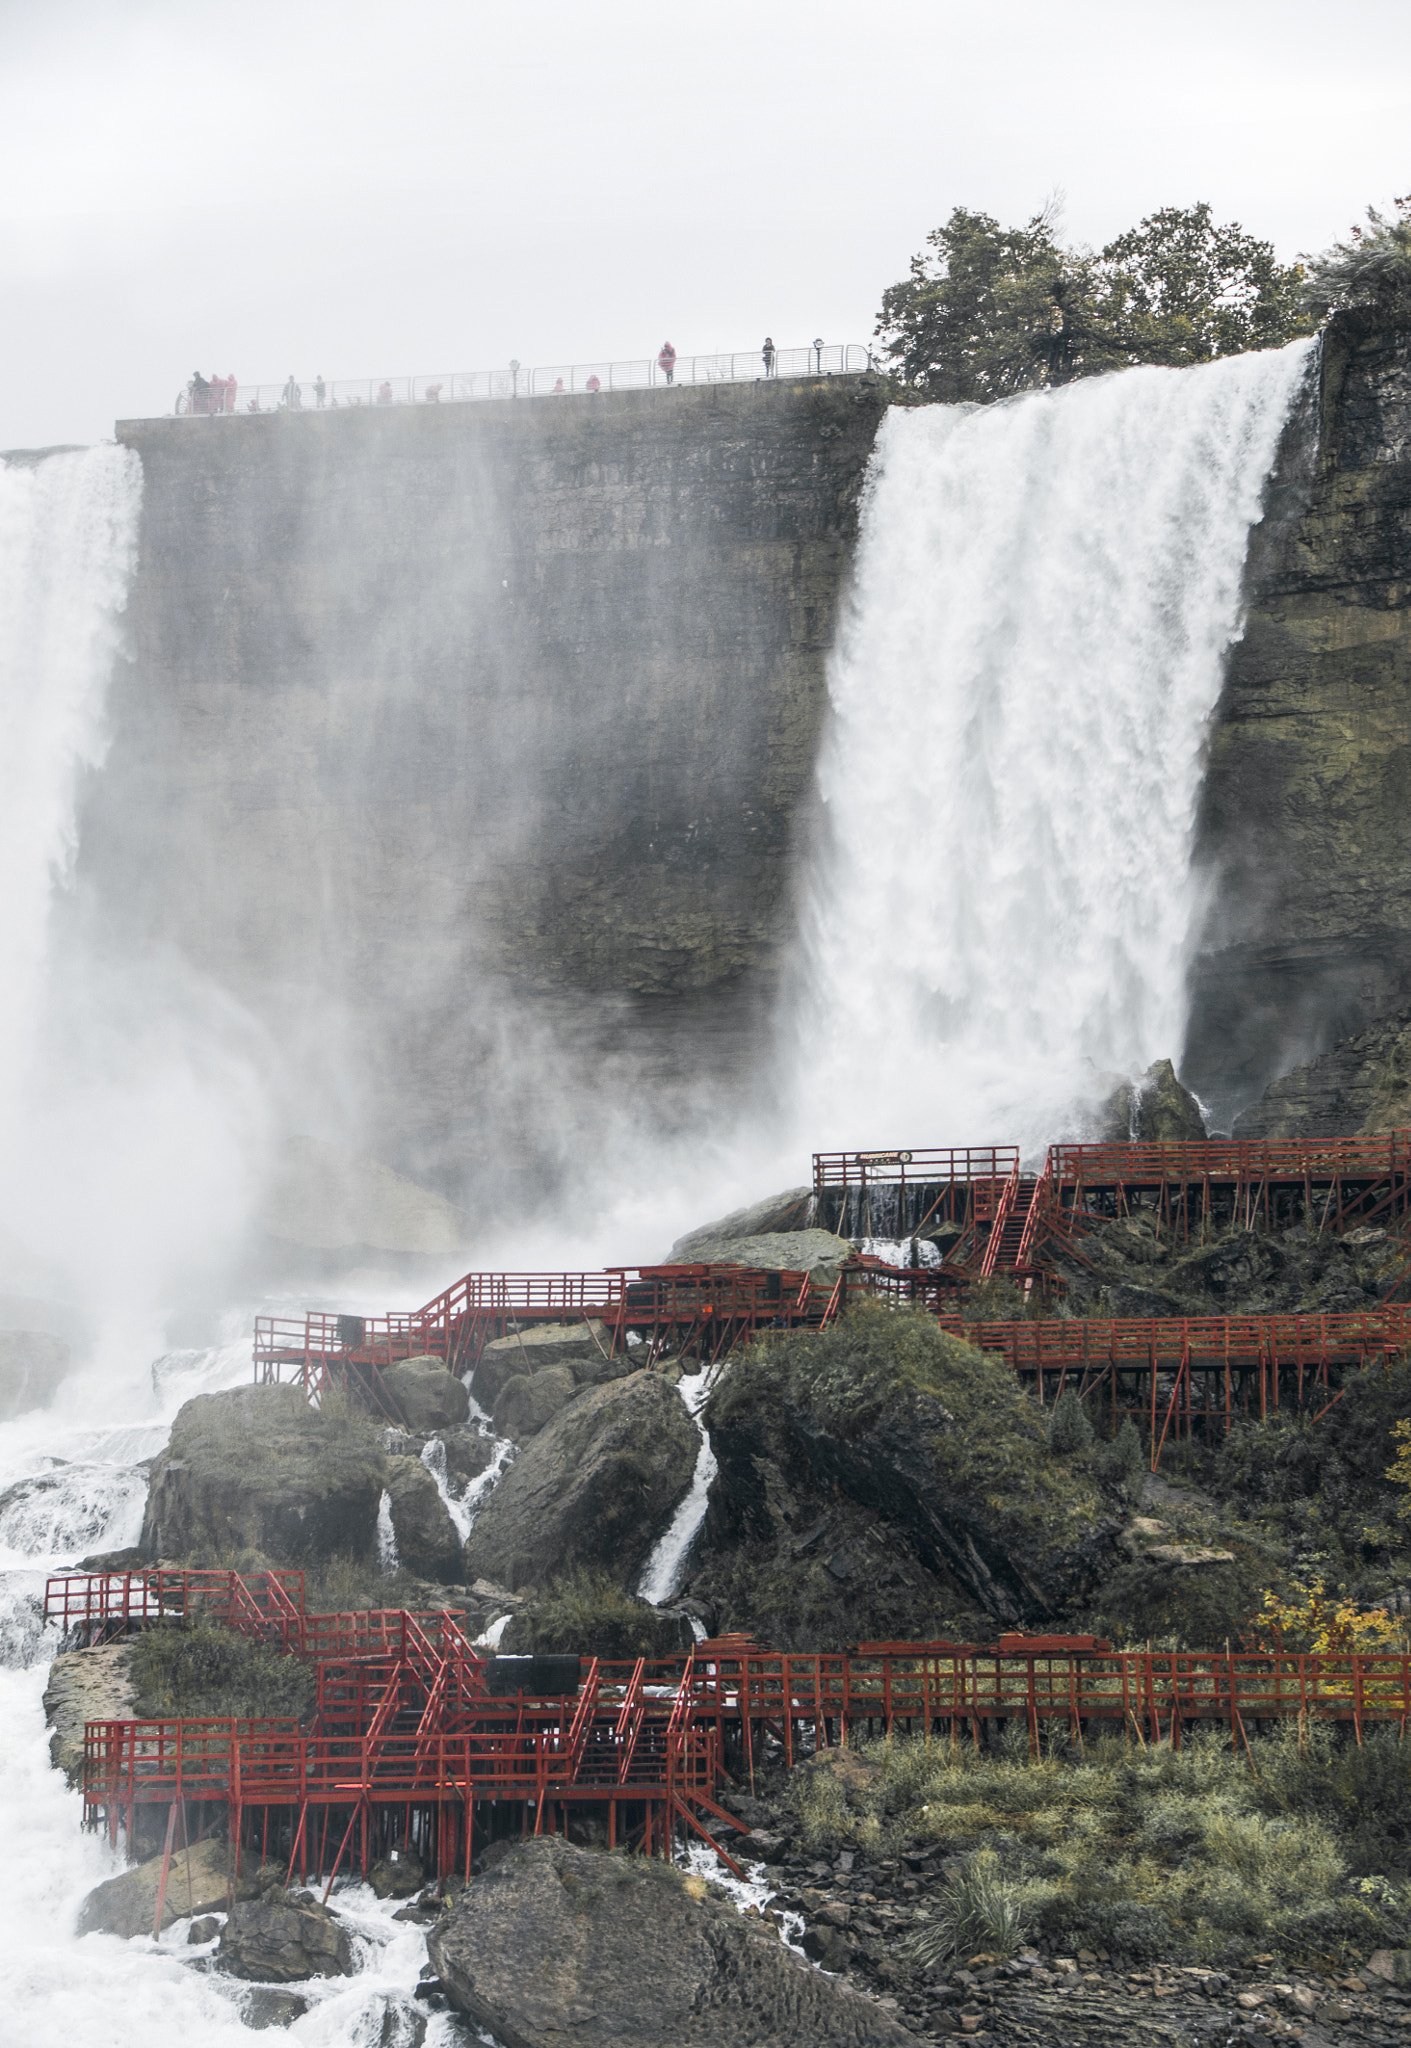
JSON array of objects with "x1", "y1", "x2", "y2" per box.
[
  {"x1": 877, "y1": 201, "x2": 1310, "y2": 401},
  {"x1": 1301, "y1": 197, "x2": 1411, "y2": 323}
]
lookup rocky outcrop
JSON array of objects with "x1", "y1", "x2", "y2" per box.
[
  {"x1": 1233, "y1": 1005, "x2": 1411, "y2": 1139},
  {"x1": 673, "y1": 1228, "x2": 854, "y2": 1284},
  {"x1": 471, "y1": 1322, "x2": 621, "y2": 1412},
  {"x1": 427, "y1": 1836, "x2": 912, "y2": 2048},
  {"x1": 140, "y1": 1384, "x2": 386, "y2": 1565},
  {"x1": 45, "y1": 1642, "x2": 136, "y2": 1784},
  {"x1": 379, "y1": 1356, "x2": 470, "y2": 1433},
  {"x1": 1098, "y1": 1059, "x2": 1207, "y2": 1143},
  {"x1": 668, "y1": 1187, "x2": 816, "y2": 1260},
  {"x1": 78, "y1": 1837, "x2": 250, "y2": 1938},
  {"x1": 383, "y1": 1455, "x2": 463, "y2": 1582},
  {"x1": 261, "y1": 1136, "x2": 468, "y2": 1257},
  {"x1": 217, "y1": 1892, "x2": 354, "y2": 1981},
  {"x1": 694, "y1": 1315, "x2": 1117, "y2": 1645},
  {"x1": 462, "y1": 1372, "x2": 696, "y2": 1592},
  {"x1": 491, "y1": 1365, "x2": 576, "y2": 1441},
  {"x1": 1187, "y1": 316, "x2": 1411, "y2": 1128},
  {"x1": 0, "y1": 1328, "x2": 71, "y2": 1418}
]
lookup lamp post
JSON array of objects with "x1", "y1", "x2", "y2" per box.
[
  {"x1": 813, "y1": 337, "x2": 824, "y2": 375},
  {"x1": 509, "y1": 359, "x2": 520, "y2": 398}
]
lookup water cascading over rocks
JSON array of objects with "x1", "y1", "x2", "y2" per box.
[{"x1": 788, "y1": 341, "x2": 1315, "y2": 1152}]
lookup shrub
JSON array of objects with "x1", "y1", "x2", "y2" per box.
[
  {"x1": 908, "y1": 1850, "x2": 1030, "y2": 1968},
  {"x1": 502, "y1": 1572, "x2": 690, "y2": 1661},
  {"x1": 1048, "y1": 1390, "x2": 1095, "y2": 1455},
  {"x1": 129, "y1": 1620, "x2": 316, "y2": 1723},
  {"x1": 1095, "y1": 1418, "x2": 1144, "y2": 1488}
]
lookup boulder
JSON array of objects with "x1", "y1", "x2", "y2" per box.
[
  {"x1": 462, "y1": 1372, "x2": 696, "y2": 1592},
  {"x1": 243, "y1": 1988, "x2": 310, "y2": 2029},
  {"x1": 668, "y1": 1226, "x2": 852, "y2": 1284},
  {"x1": 1099, "y1": 1058, "x2": 1206, "y2": 1143},
  {"x1": 384, "y1": 1455, "x2": 463, "y2": 1582},
  {"x1": 217, "y1": 1892, "x2": 354, "y2": 1981},
  {"x1": 367, "y1": 1852, "x2": 425, "y2": 1900},
  {"x1": 45, "y1": 1642, "x2": 136, "y2": 1784},
  {"x1": 0, "y1": 1328, "x2": 71, "y2": 1418},
  {"x1": 140, "y1": 1384, "x2": 386, "y2": 1566},
  {"x1": 78, "y1": 1836, "x2": 250, "y2": 1938},
  {"x1": 379, "y1": 1356, "x2": 470, "y2": 1433},
  {"x1": 472, "y1": 1322, "x2": 618, "y2": 1407},
  {"x1": 491, "y1": 1365, "x2": 576, "y2": 1440},
  {"x1": 669, "y1": 1187, "x2": 815, "y2": 1260},
  {"x1": 427, "y1": 1836, "x2": 912, "y2": 2048},
  {"x1": 438, "y1": 1426, "x2": 495, "y2": 1483}
]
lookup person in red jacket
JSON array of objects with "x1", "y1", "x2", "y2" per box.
[{"x1": 657, "y1": 341, "x2": 677, "y2": 385}]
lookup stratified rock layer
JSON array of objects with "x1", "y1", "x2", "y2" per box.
[
  {"x1": 462, "y1": 1371, "x2": 695, "y2": 1591},
  {"x1": 427, "y1": 1837, "x2": 913, "y2": 2048}
]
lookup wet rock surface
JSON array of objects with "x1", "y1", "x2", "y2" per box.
[
  {"x1": 140, "y1": 1383, "x2": 387, "y2": 1566},
  {"x1": 1234, "y1": 1006, "x2": 1411, "y2": 1141},
  {"x1": 462, "y1": 1370, "x2": 696, "y2": 1592},
  {"x1": 473, "y1": 1322, "x2": 624, "y2": 1410},
  {"x1": 492, "y1": 1364, "x2": 577, "y2": 1440},
  {"x1": 45, "y1": 1641, "x2": 135, "y2": 1784},
  {"x1": 217, "y1": 1890, "x2": 354, "y2": 1981},
  {"x1": 383, "y1": 1454, "x2": 463, "y2": 1582},
  {"x1": 426, "y1": 1835, "x2": 914, "y2": 2047},
  {"x1": 379, "y1": 1356, "x2": 470, "y2": 1433},
  {"x1": 78, "y1": 1836, "x2": 250, "y2": 1938}
]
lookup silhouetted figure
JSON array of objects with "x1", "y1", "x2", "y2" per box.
[
  {"x1": 657, "y1": 341, "x2": 676, "y2": 385},
  {"x1": 376, "y1": 381, "x2": 393, "y2": 405},
  {"x1": 189, "y1": 370, "x2": 211, "y2": 415},
  {"x1": 762, "y1": 336, "x2": 776, "y2": 376},
  {"x1": 314, "y1": 375, "x2": 326, "y2": 407},
  {"x1": 282, "y1": 374, "x2": 301, "y2": 409}
]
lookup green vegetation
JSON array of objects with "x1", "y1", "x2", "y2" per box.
[
  {"x1": 502, "y1": 1571, "x2": 688, "y2": 1661},
  {"x1": 1047, "y1": 1388, "x2": 1094, "y2": 1456},
  {"x1": 1302, "y1": 197, "x2": 1411, "y2": 323},
  {"x1": 877, "y1": 201, "x2": 1310, "y2": 403},
  {"x1": 792, "y1": 1725, "x2": 1411, "y2": 1966},
  {"x1": 130, "y1": 1620, "x2": 316, "y2": 1723}
]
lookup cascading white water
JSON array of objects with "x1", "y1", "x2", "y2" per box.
[{"x1": 791, "y1": 341, "x2": 1314, "y2": 1154}]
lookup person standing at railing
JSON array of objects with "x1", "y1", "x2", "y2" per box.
[
  {"x1": 376, "y1": 381, "x2": 393, "y2": 405},
  {"x1": 762, "y1": 336, "x2": 776, "y2": 376},
  {"x1": 314, "y1": 374, "x2": 326, "y2": 408},
  {"x1": 282, "y1": 373, "x2": 302, "y2": 410},
  {"x1": 657, "y1": 341, "x2": 676, "y2": 385},
  {"x1": 189, "y1": 370, "x2": 211, "y2": 414},
  {"x1": 586, "y1": 374, "x2": 601, "y2": 393},
  {"x1": 223, "y1": 372, "x2": 238, "y2": 413}
]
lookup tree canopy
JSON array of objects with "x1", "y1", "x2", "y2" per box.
[
  {"x1": 877, "y1": 201, "x2": 1311, "y2": 404},
  {"x1": 1300, "y1": 196, "x2": 1411, "y2": 324}
]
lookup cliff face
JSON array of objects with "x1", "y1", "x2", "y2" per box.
[
  {"x1": 1184, "y1": 315, "x2": 1411, "y2": 1129},
  {"x1": 95, "y1": 378, "x2": 886, "y2": 1188}
]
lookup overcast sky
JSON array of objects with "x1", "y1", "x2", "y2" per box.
[{"x1": 1, "y1": 0, "x2": 1407, "y2": 449}]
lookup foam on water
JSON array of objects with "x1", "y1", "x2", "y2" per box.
[{"x1": 637, "y1": 1364, "x2": 719, "y2": 1606}]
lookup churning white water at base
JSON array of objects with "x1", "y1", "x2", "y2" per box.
[{"x1": 792, "y1": 341, "x2": 1314, "y2": 1154}]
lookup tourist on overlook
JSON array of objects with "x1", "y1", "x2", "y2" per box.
[
  {"x1": 314, "y1": 374, "x2": 326, "y2": 407},
  {"x1": 376, "y1": 381, "x2": 393, "y2": 404},
  {"x1": 188, "y1": 370, "x2": 211, "y2": 414},
  {"x1": 762, "y1": 336, "x2": 776, "y2": 375},
  {"x1": 586, "y1": 374, "x2": 601, "y2": 394},
  {"x1": 657, "y1": 341, "x2": 676, "y2": 385},
  {"x1": 553, "y1": 377, "x2": 565, "y2": 392},
  {"x1": 222, "y1": 372, "x2": 238, "y2": 412},
  {"x1": 282, "y1": 373, "x2": 302, "y2": 409}
]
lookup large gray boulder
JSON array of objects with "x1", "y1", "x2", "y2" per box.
[
  {"x1": 217, "y1": 1892, "x2": 354, "y2": 1981},
  {"x1": 380, "y1": 1355, "x2": 470, "y2": 1432},
  {"x1": 472, "y1": 1322, "x2": 620, "y2": 1409},
  {"x1": 427, "y1": 1836, "x2": 912, "y2": 2048},
  {"x1": 491, "y1": 1365, "x2": 576, "y2": 1441},
  {"x1": 676, "y1": 1228, "x2": 853, "y2": 1285},
  {"x1": 384, "y1": 1455, "x2": 463, "y2": 1582},
  {"x1": 1099, "y1": 1058, "x2": 1206, "y2": 1143},
  {"x1": 462, "y1": 1372, "x2": 695, "y2": 1592},
  {"x1": 668, "y1": 1186, "x2": 814, "y2": 1261},
  {"x1": 140, "y1": 1384, "x2": 386, "y2": 1565},
  {"x1": 79, "y1": 1837, "x2": 251, "y2": 1938}
]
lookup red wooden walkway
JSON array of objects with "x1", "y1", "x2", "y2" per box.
[{"x1": 46, "y1": 1571, "x2": 1411, "y2": 1896}]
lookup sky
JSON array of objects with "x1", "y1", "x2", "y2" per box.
[{"x1": 0, "y1": 0, "x2": 1408, "y2": 449}]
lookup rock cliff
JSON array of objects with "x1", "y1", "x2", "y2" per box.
[{"x1": 1186, "y1": 314, "x2": 1411, "y2": 1127}]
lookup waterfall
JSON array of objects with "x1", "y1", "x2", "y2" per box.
[{"x1": 791, "y1": 341, "x2": 1314, "y2": 1154}]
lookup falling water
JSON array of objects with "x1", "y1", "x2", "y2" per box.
[{"x1": 792, "y1": 341, "x2": 1314, "y2": 1154}]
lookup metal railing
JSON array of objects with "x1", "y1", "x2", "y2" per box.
[{"x1": 171, "y1": 342, "x2": 872, "y2": 418}]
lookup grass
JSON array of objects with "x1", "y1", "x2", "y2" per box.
[
  {"x1": 129, "y1": 1620, "x2": 317, "y2": 1724},
  {"x1": 789, "y1": 1722, "x2": 1411, "y2": 1967},
  {"x1": 502, "y1": 1571, "x2": 690, "y2": 1660}
]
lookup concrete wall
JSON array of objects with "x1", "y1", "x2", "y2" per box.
[{"x1": 93, "y1": 377, "x2": 887, "y2": 1189}]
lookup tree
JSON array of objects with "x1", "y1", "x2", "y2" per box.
[
  {"x1": 1301, "y1": 197, "x2": 1411, "y2": 324},
  {"x1": 876, "y1": 201, "x2": 1310, "y2": 401}
]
